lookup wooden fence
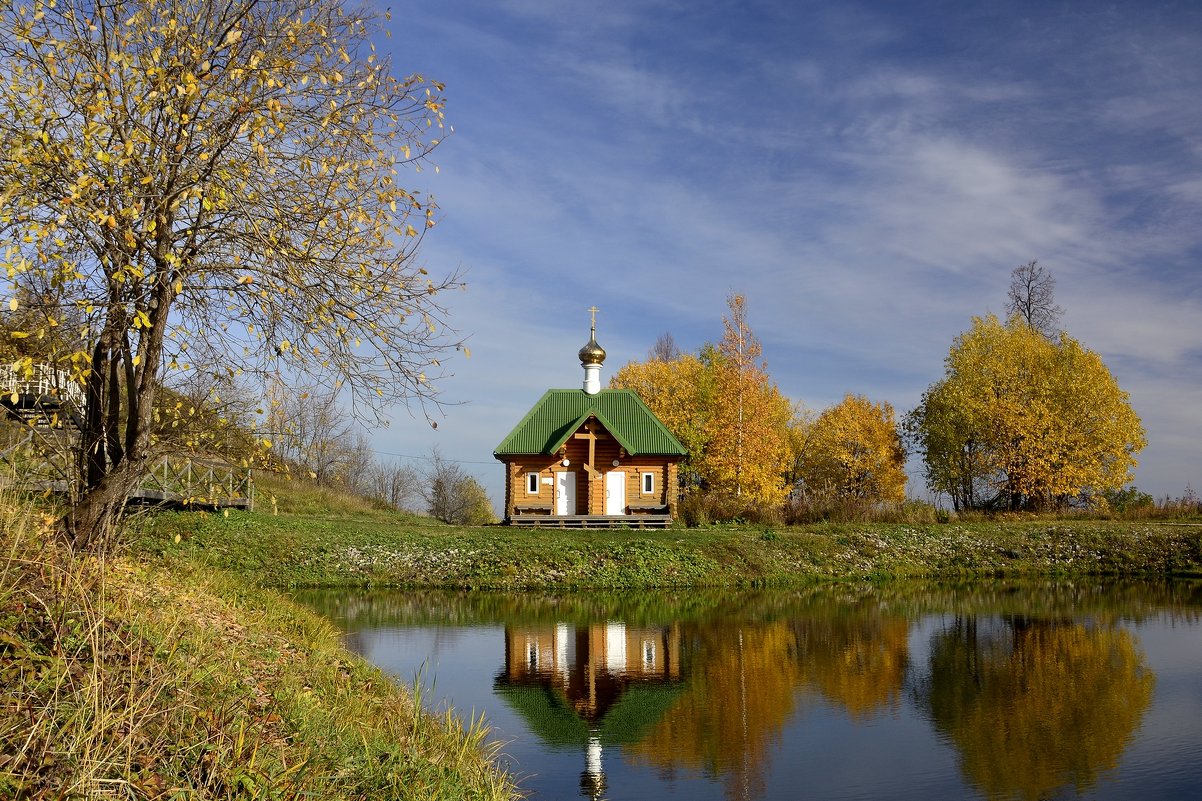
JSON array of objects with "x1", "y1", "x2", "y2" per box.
[{"x1": 134, "y1": 455, "x2": 255, "y2": 509}]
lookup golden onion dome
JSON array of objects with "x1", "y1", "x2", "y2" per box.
[{"x1": 578, "y1": 336, "x2": 606, "y2": 365}]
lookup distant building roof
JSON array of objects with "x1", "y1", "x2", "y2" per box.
[{"x1": 494, "y1": 389, "x2": 687, "y2": 458}]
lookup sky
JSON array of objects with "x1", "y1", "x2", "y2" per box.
[{"x1": 363, "y1": 0, "x2": 1202, "y2": 509}]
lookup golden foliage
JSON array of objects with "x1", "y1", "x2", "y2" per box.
[
  {"x1": 627, "y1": 621, "x2": 802, "y2": 800},
  {"x1": 908, "y1": 315, "x2": 1146, "y2": 511},
  {"x1": 701, "y1": 294, "x2": 791, "y2": 505},
  {"x1": 0, "y1": 0, "x2": 458, "y2": 544},
  {"x1": 610, "y1": 353, "x2": 711, "y2": 464},
  {"x1": 795, "y1": 394, "x2": 906, "y2": 504},
  {"x1": 926, "y1": 617, "x2": 1155, "y2": 801},
  {"x1": 701, "y1": 361, "x2": 792, "y2": 506},
  {"x1": 612, "y1": 295, "x2": 790, "y2": 508},
  {"x1": 794, "y1": 612, "x2": 910, "y2": 718}
]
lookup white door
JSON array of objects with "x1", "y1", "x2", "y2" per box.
[
  {"x1": 556, "y1": 471, "x2": 576, "y2": 515},
  {"x1": 605, "y1": 471, "x2": 626, "y2": 515}
]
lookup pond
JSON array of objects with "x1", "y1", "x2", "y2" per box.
[{"x1": 295, "y1": 581, "x2": 1202, "y2": 801}]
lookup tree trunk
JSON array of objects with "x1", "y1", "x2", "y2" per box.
[
  {"x1": 62, "y1": 459, "x2": 142, "y2": 552},
  {"x1": 65, "y1": 284, "x2": 173, "y2": 551},
  {"x1": 80, "y1": 335, "x2": 111, "y2": 488}
]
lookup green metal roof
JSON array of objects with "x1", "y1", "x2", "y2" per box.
[
  {"x1": 493, "y1": 679, "x2": 685, "y2": 749},
  {"x1": 494, "y1": 389, "x2": 687, "y2": 457}
]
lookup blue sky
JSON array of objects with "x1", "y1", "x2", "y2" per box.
[{"x1": 366, "y1": 0, "x2": 1202, "y2": 507}]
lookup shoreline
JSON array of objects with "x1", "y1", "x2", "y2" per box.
[
  {"x1": 137, "y1": 510, "x2": 1202, "y2": 589},
  {"x1": 1, "y1": 505, "x2": 517, "y2": 800},
  {"x1": 11, "y1": 501, "x2": 1199, "y2": 798}
]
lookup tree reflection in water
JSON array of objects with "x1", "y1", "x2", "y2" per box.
[
  {"x1": 628, "y1": 622, "x2": 800, "y2": 801},
  {"x1": 792, "y1": 606, "x2": 910, "y2": 719},
  {"x1": 295, "y1": 582, "x2": 1181, "y2": 800},
  {"x1": 923, "y1": 616, "x2": 1155, "y2": 801},
  {"x1": 628, "y1": 603, "x2": 910, "y2": 801}
]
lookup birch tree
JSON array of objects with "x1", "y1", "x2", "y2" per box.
[
  {"x1": 611, "y1": 294, "x2": 790, "y2": 509},
  {"x1": 0, "y1": 0, "x2": 460, "y2": 547},
  {"x1": 1006, "y1": 260, "x2": 1063, "y2": 337},
  {"x1": 702, "y1": 294, "x2": 790, "y2": 505}
]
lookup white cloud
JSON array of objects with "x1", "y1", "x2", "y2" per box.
[{"x1": 369, "y1": 0, "x2": 1202, "y2": 503}]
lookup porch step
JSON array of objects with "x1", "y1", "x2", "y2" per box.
[{"x1": 506, "y1": 514, "x2": 671, "y2": 529}]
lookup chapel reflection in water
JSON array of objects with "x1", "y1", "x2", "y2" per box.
[{"x1": 495, "y1": 622, "x2": 684, "y2": 799}]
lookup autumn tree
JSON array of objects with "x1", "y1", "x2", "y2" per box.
[
  {"x1": 0, "y1": 0, "x2": 460, "y2": 547},
  {"x1": 611, "y1": 295, "x2": 790, "y2": 511},
  {"x1": 924, "y1": 616, "x2": 1154, "y2": 800},
  {"x1": 700, "y1": 295, "x2": 791, "y2": 506},
  {"x1": 611, "y1": 352, "x2": 712, "y2": 482},
  {"x1": 793, "y1": 394, "x2": 906, "y2": 508},
  {"x1": 783, "y1": 403, "x2": 815, "y2": 490},
  {"x1": 1006, "y1": 260, "x2": 1063, "y2": 337},
  {"x1": 906, "y1": 315, "x2": 1146, "y2": 511}
]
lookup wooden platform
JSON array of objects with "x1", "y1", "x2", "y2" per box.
[
  {"x1": 506, "y1": 514, "x2": 672, "y2": 529},
  {"x1": 126, "y1": 487, "x2": 254, "y2": 510}
]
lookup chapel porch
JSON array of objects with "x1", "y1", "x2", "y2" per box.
[{"x1": 506, "y1": 512, "x2": 672, "y2": 529}]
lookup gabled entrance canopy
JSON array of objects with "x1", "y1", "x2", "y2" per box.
[{"x1": 494, "y1": 389, "x2": 686, "y2": 460}]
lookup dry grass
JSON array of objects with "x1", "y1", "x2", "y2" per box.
[{"x1": 0, "y1": 497, "x2": 515, "y2": 800}]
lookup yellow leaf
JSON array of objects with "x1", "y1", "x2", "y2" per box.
[{"x1": 7, "y1": 297, "x2": 16, "y2": 311}]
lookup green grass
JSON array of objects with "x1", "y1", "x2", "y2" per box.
[
  {"x1": 0, "y1": 500, "x2": 516, "y2": 800},
  {"x1": 132, "y1": 504, "x2": 1202, "y2": 590},
  {"x1": 7, "y1": 473, "x2": 1201, "y2": 799},
  {"x1": 251, "y1": 472, "x2": 420, "y2": 520}
]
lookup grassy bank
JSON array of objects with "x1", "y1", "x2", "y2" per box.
[
  {"x1": 0, "y1": 501, "x2": 515, "y2": 800},
  {"x1": 135, "y1": 506, "x2": 1202, "y2": 589},
  {"x1": 8, "y1": 491, "x2": 1201, "y2": 799}
]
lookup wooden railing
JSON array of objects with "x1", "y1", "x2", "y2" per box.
[
  {"x1": 135, "y1": 455, "x2": 255, "y2": 509},
  {"x1": 0, "y1": 363, "x2": 84, "y2": 408},
  {"x1": 0, "y1": 430, "x2": 253, "y2": 510}
]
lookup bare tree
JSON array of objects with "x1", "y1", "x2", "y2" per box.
[
  {"x1": 339, "y1": 432, "x2": 377, "y2": 497},
  {"x1": 366, "y1": 461, "x2": 422, "y2": 512},
  {"x1": 268, "y1": 387, "x2": 358, "y2": 486},
  {"x1": 1006, "y1": 261, "x2": 1064, "y2": 337},
  {"x1": 422, "y1": 448, "x2": 495, "y2": 525},
  {"x1": 648, "y1": 332, "x2": 682, "y2": 361}
]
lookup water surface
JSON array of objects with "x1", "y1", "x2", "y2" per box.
[{"x1": 296, "y1": 582, "x2": 1202, "y2": 800}]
